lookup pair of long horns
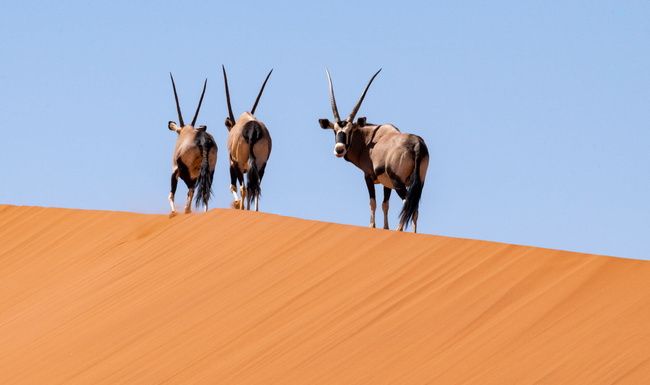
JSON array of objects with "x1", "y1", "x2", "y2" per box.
[
  {"x1": 223, "y1": 65, "x2": 273, "y2": 122},
  {"x1": 327, "y1": 67, "x2": 382, "y2": 124},
  {"x1": 170, "y1": 73, "x2": 207, "y2": 128}
]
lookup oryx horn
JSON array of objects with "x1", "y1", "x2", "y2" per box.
[
  {"x1": 170, "y1": 72, "x2": 185, "y2": 127},
  {"x1": 251, "y1": 69, "x2": 273, "y2": 115},
  {"x1": 191, "y1": 79, "x2": 208, "y2": 127},
  {"x1": 222, "y1": 65, "x2": 235, "y2": 122},
  {"x1": 348, "y1": 68, "x2": 382, "y2": 123},
  {"x1": 325, "y1": 67, "x2": 341, "y2": 123}
]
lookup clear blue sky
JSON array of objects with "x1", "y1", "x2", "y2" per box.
[{"x1": 2, "y1": 1, "x2": 649, "y2": 260}]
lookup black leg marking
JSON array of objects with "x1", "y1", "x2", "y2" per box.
[
  {"x1": 364, "y1": 174, "x2": 376, "y2": 201},
  {"x1": 383, "y1": 186, "x2": 391, "y2": 203},
  {"x1": 230, "y1": 164, "x2": 239, "y2": 187},
  {"x1": 177, "y1": 160, "x2": 195, "y2": 189},
  {"x1": 390, "y1": 180, "x2": 407, "y2": 200},
  {"x1": 230, "y1": 162, "x2": 245, "y2": 187},
  {"x1": 386, "y1": 170, "x2": 406, "y2": 199},
  {"x1": 171, "y1": 169, "x2": 179, "y2": 195},
  {"x1": 365, "y1": 174, "x2": 377, "y2": 227}
]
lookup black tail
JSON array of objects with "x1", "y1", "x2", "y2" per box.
[
  {"x1": 399, "y1": 140, "x2": 428, "y2": 230},
  {"x1": 194, "y1": 132, "x2": 215, "y2": 209},
  {"x1": 243, "y1": 121, "x2": 263, "y2": 203}
]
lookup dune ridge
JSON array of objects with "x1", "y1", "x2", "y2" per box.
[{"x1": 1, "y1": 204, "x2": 649, "y2": 384}]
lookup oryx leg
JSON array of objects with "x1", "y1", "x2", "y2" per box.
[
  {"x1": 253, "y1": 165, "x2": 266, "y2": 212},
  {"x1": 229, "y1": 165, "x2": 240, "y2": 201},
  {"x1": 176, "y1": 162, "x2": 195, "y2": 215},
  {"x1": 365, "y1": 175, "x2": 377, "y2": 228},
  {"x1": 240, "y1": 184, "x2": 247, "y2": 210},
  {"x1": 382, "y1": 186, "x2": 391, "y2": 230},
  {"x1": 389, "y1": 175, "x2": 408, "y2": 232},
  {"x1": 413, "y1": 210, "x2": 418, "y2": 234},
  {"x1": 169, "y1": 169, "x2": 179, "y2": 216},
  {"x1": 230, "y1": 164, "x2": 246, "y2": 210},
  {"x1": 245, "y1": 174, "x2": 251, "y2": 211},
  {"x1": 184, "y1": 182, "x2": 195, "y2": 214}
]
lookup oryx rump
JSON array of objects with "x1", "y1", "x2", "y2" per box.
[
  {"x1": 168, "y1": 73, "x2": 217, "y2": 217},
  {"x1": 222, "y1": 66, "x2": 273, "y2": 212},
  {"x1": 318, "y1": 68, "x2": 429, "y2": 232}
]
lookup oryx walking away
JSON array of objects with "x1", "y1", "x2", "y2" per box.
[
  {"x1": 318, "y1": 68, "x2": 429, "y2": 232},
  {"x1": 222, "y1": 65, "x2": 273, "y2": 212},
  {"x1": 167, "y1": 73, "x2": 217, "y2": 217}
]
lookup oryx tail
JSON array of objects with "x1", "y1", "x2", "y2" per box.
[
  {"x1": 244, "y1": 120, "x2": 264, "y2": 202},
  {"x1": 194, "y1": 132, "x2": 217, "y2": 209},
  {"x1": 399, "y1": 141, "x2": 428, "y2": 230}
]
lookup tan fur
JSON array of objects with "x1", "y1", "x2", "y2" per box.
[
  {"x1": 323, "y1": 120, "x2": 429, "y2": 232},
  {"x1": 227, "y1": 112, "x2": 272, "y2": 175},
  {"x1": 319, "y1": 67, "x2": 429, "y2": 232},
  {"x1": 339, "y1": 123, "x2": 427, "y2": 188},
  {"x1": 225, "y1": 114, "x2": 272, "y2": 212},
  {"x1": 167, "y1": 74, "x2": 214, "y2": 216},
  {"x1": 222, "y1": 67, "x2": 273, "y2": 212},
  {"x1": 169, "y1": 125, "x2": 217, "y2": 215},
  {"x1": 382, "y1": 200, "x2": 390, "y2": 229}
]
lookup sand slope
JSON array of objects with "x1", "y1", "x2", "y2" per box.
[{"x1": 1, "y1": 205, "x2": 649, "y2": 384}]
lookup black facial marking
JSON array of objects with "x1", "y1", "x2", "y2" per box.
[
  {"x1": 336, "y1": 131, "x2": 347, "y2": 145},
  {"x1": 338, "y1": 121, "x2": 348, "y2": 127}
]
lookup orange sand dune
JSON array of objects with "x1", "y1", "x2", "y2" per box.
[{"x1": 1, "y1": 205, "x2": 649, "y2": 384}]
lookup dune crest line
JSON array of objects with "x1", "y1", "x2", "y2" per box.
[{"x1": 1, "y1": 205, "x2": 649, "y2": 384}]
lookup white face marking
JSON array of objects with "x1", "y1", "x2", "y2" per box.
[
  {"x1": 334, "y1": 143, "x2": 346, "y2": 157},
  {"x1": 333, "y1": 122, "x2": 353, "y2": 157}
]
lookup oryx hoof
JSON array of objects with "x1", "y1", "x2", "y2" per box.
[
  {"x1": 369, "y1": 223, "x2": 376, "y2": 229},
  {"x1": 231, "y1": 199, "x2": 242, "y2": 210},
  {"x1": 169, "y1": 211, "x2": 179, "y2": 218},
  {"x1": 184, "y1": 208, "x2": 192, "y2": 214}
]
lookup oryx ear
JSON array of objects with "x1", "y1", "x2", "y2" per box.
[
  {"x1": 356, "y1": 117, "x2": 367, "y2": 127},
  {"x1": 319, "y1": 118, "x2": 333, "y2": 129},
  {"x1": 169, "y1": 121, "x2": 181, "y2": 134},
  {"x1": 197, "y1": 125, "x2": 207, "y2": 132},
  {"x1": 225, "y1": 118, "x2": 234, "y2": 131}
]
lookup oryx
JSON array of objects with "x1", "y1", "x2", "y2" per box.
[
  {"x1": 168, "y1": 73, "x2": 217, "y2": 217},
  {"x1": 318, "y1": 68, "x2": 429, "y2": 232},
  {"x1": 222, "y1": 65, "x2": 273, "y2": 212}
]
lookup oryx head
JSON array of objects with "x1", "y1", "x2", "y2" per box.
[
  {"x1": 222, "y1": 65, "x2": 273, "y2": 131},
  {"x1": 319, "y1": 68, "x2": 381, "y2": 157},
  {"x1": 168, "y1": 73, "x2": 208, "y2": 134}
]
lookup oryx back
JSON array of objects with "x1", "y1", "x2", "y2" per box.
[
  {"x1": 227, "y1": 112, "x2": 272, "y2": 172},
  {"x1": 370, "y1": 128, "x2": 428, "y2": 190}
]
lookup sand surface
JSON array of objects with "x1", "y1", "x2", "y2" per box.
[{"x1": 1, "y1": 205, "x2": 649, "y2": 384}]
